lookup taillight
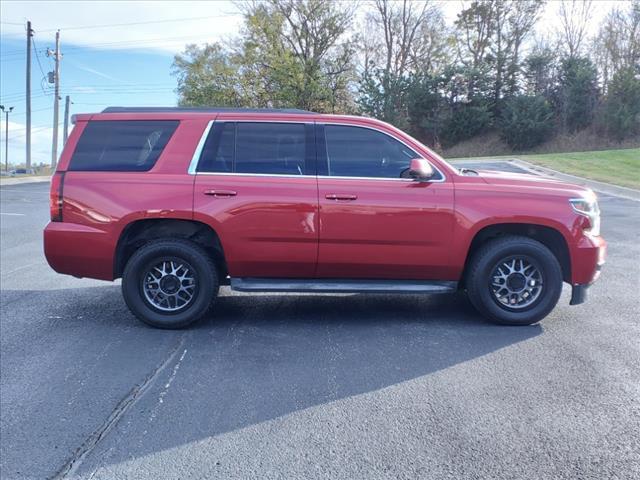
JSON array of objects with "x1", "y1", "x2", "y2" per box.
[{"x1": 50, "y1": 172, "x2": 65, "y2": 222}]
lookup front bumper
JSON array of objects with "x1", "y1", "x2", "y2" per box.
[{"x1": 569, "y1": 235, "x2": 605, "y2": 306}]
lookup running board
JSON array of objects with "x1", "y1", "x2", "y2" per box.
[{"x1": 230, "y1": 278, "x2": 458, "y2": 294}]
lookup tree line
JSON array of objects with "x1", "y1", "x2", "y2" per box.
[{"x1": 172, "y1": 0, "x2": 640, "y2": 152}]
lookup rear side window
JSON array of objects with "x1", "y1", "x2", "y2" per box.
[
  {"x1": 69, "y1": 120, "x2": 179, "y2": 171},
  {"x1": 198, "y1": 122, "x2": 312, "y2": 175}
]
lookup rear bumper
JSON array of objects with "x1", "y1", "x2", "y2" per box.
[{"x1": 44, "y1": 222, "x2": 115, "y2": 280}]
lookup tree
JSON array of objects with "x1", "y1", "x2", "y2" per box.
[
  {"x1": 455, "y1": 0, "x2": 543, "y2": 112},
  {"x1": 593, "y1": 0, "x2": 640, "y2": 90},
  {"x1": 173, "y1": 0, "x2": 357, "y2": 112},
  {"x1": 173, "y1": 43, "x2": 246, "y2": 107},
  {"x1": 558, "y1": 0, "x2": 593, "y2": 58},
  {"x1": 524, "y1": 46, "x2": 557, "y2": 99},
  {"x1": 406, "y1": 73, "x2": 447, "y2": 147},
  {"x1": 242, "y1": 0, "x2": 357, "y2": 111},
  {"x1": 499, "y1": 96, "x2": 554, "y2": 149},
  {"x1": 501, "y1": 1, "x2": 544, "y2": 96},
  {"x1": 455, "y1": 0, "x2": 495, "y2": 70},
  {"x1": 601, "y1": 67, "x2": 640, "y2": 140},
  {"x1": 358, "y1": 0, "x2": 439, "y2": 126},
  {"x1": 555, "y1": 57, "x2": 599, "y2": 132}
]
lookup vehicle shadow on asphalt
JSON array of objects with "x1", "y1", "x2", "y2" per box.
[{"x1": 2, "y1": 286, "x2": 542, "y2": 475}]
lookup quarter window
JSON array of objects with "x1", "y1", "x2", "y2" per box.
[
  {"x1": 324, "y1": 125, "x2": 418, "y2": 179},
  {"x1": 69, "y1": 120, "x2": 178, "y2": 171}
]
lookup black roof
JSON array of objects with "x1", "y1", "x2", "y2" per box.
[{"x1": 101, "y1": 107, "x2": 315, "y2": 114}]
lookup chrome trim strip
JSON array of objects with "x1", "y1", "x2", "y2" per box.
[
  {"x1": 218, "y1": 119, "x2": 315, "y2": 125},
  {"x1": 318, "y1": 175, "x2": 414, "y2": 182},
  {"x1": 319, "y1": 121, "x2": 447, "y2": 183},
  {"x1": 195, "y1": 172, "x2": 316, "y2": 179},
  {"x1": 188, "y1": 119, "x2": 447, "y2": 183},
  {"x1": 194, "y1": 172, "x2": 428, "y2": 182},
  {"x1": 187, "y1": 120, "x2": 214, "y2": 175},
  {"x1": 231, "y1": 277, "x2": 458, "y2": 294}
]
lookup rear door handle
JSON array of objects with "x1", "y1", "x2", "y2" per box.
[
  {"x1": 204, "y1": 189, "x2": 237, "y2": 197},
  {"x1": 325, "y1": 193, "x2": 358, "y2": 201}
]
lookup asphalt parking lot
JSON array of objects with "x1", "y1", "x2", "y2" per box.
[{"x1": 1, "y1": 163, "x2": 639, "y2": 479}]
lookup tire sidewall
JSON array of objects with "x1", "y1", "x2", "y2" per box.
[
  {"x1": 122, "y1": 241, "x2": 218, "y2": 329},
  {"x1": 469, "y1": 239, "x2": 562, "y2": 325}
]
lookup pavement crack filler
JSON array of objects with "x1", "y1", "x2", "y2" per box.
[{"x1": 51, "y1": 334, "x2": 189, "y2": 480}]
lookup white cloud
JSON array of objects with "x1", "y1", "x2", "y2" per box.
[
  {"x1": 66, "y1": 61, "x2": 126, "y2": 84},
  {"x1": 1, "y1": 1, "x2": 244, "y2": 54}
]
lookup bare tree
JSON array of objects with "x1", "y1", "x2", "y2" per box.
[
  {"x1": 455, "y1": 0, "x2": 496, "y2": 69},
  {"x1": 593, "y1": 0, "x2": 640, "y2": 89},
  {"x1": 558, "y1": 0, "x2": 593, "y2": 58},
  {"x1": 409, "y1": 6, "x2": 453, "y2": 74},
  {"x1": 373, "y1": 0, "x2": 432, "y2": 79},
  {"x1": 359, "y1": 0, "x2": 436, "y2": 122},
  {"x1": 455, "y1": 0, "x2": 543, "y2": 103},
  {"x1": 502, "y1": 0, "x2": 544, "y2": 96}
]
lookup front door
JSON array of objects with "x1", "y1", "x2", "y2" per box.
[
  {"x1": 316, "y1": 124, "x2": 456, "y2": 280},
  {"x1": 193, "y1": 120, "x2": 318, "y2": 278}
]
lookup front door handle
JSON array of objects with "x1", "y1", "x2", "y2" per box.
[
  {"x1": 325, "y1": 193, "x2": 358, "y2": 201},
  {"x1": 203, "y1": 189, "x2": 237, "y2": 197}
]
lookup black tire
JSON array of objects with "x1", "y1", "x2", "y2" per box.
[
  {"x1": 466, "y1": 235, "x2": 562, "y2": 325},
  {"x1": 122, "y1": 239, "x2": 219, "y2": 329}
]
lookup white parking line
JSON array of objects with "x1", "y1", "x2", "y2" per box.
[{"x1": 0, "y1": 212, "x2": 26, "y2": 216}]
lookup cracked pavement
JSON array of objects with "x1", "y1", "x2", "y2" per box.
[{"x1": 1, "y1": 163, "x2": 639, "y2": 479}]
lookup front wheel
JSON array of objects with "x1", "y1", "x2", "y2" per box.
[
  {"x1": 466, "y1": 236, "x2": 563, "y2": 325},
  {"x1": 122, "y1": 239, "x2": 219, "y2": 329}
]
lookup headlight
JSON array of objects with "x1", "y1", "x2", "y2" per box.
[{"x1": 570, "y1": 194, "x2": 600, "y2": 237}]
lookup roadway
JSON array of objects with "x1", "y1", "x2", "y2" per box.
[{"x1": 1, "y1": 164, "x2": 638, "y2": 479}]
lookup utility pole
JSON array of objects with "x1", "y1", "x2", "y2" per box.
[
  {"x1": 63, "y1": 95, "x2": 71, "y2": 144},
  {"x1": 47, "y1": 30, "x2": 61, "y2": 169},
  {"x1": 26, "y1": 21, "x2": 33, "y2": 170},
  {"x1": 1, "y1": 105, "x2": 15, "y2": 173}
]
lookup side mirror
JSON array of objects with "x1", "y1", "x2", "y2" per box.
[{"x1": 409, "y1": 158, "x2": 435, "y2": 181}]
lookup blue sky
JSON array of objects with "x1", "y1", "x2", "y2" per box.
[
  {"x1": 0, "y1": 0, "x2": 621, "y2": 167},
  {"x1": 1, "y1": 0, "x2": 243, "y2": 166}
]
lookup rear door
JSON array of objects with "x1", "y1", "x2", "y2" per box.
[
  {"x1": 316, "y1": 123, "x2": 456, "y2": 280},
  {"x1": 193, "y1": 120, "x2": 319, "y2": 278}
]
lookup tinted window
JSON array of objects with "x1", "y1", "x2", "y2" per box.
[
  {"x1": 198, "y1": 122, "x2": 308, "y2": 175},
  {"x1": 324, "y1": 125, "x2": 417, "y2": 178},
  {"x1": 69, "y1": 120, "x2": 178, "y2": 171},
  {"x1": 199, "y1": 123, "x2": 234, "y2": 173}
]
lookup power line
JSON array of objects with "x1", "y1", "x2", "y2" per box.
[
  {"x1": 72, "y1": 102, "x2": 173, "y2": 106},
  {"x1": 2, "y1": 83, "x2": 177, "y2": 101},
  {"x1": 31, "y1": 37, "x2": 53, "y2": 96},
  {"x1": 35, "y1": 14, "x2": 234, "y2": 32},
  {"x1": 1, "y1": 33, "x2": 217, "y2": 60},
  {"x1": 50, "y1": 34, "x2": 221, "y2": 52},
  {"x1": 11, "y1": 107, "x2": 52, "y2": 117}
]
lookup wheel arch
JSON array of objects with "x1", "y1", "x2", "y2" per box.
[
  {"x1": 461, "y1": 222, "x2": 572, "y2": 286},
  {"x1": 114, "y1": 218, "x2": 227, "y2": 281}
]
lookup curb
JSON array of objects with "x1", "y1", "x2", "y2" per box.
[{"x1": 0, "y1": 176, "x2": 51, "y2": 187}]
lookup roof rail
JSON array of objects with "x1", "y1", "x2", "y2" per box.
[{"x1": 101, "y1": 107, "x2": 316, "y2": 114}]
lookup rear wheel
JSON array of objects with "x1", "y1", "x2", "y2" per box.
[
  {"x1": 466, "y1": 236, "x2": 562, "y2": 325},
  {"x1": 122, "y1": 239, "x2": 218, "y2": 329}
]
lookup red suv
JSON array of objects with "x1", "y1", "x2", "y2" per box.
[{"x1": 44, "y1": 107, "x2": 606, "y2": 329}]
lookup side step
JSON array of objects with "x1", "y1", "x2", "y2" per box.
[{"x1": 230, "y1": 278, "x2": 458, "y2": 294}]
